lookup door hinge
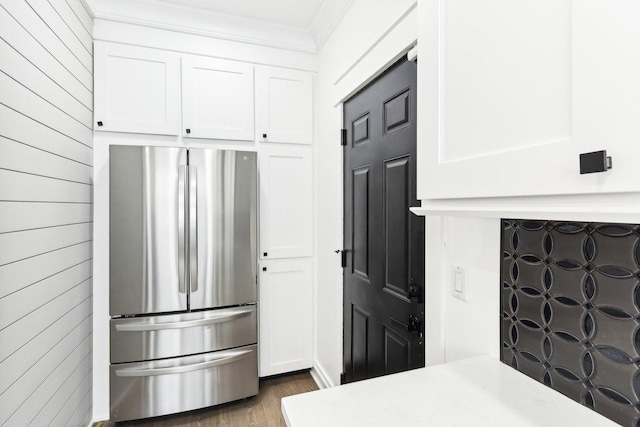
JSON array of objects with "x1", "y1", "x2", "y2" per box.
[
  {"x1": 341, "y1": 128, "x2": 347, "y2": 146},
  {"x1": 335, "y1": 249, "x2": 349, "y2": 268}
]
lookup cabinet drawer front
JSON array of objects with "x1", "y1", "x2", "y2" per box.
[
  {"x1": 110, "y1": 305, "x2": 257, "y2": 363},
  {"x1": 110, "y1": 345, "x2": 258, "y2": 422}
]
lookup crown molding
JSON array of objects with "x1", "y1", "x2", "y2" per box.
[
  {"x1": 93, "y1": 0, "x2": 317, "y2": 53},
  {"x1": 95, "y1": 13, "x2": 317, "y2": 53},
  {"x1": 310, "y1": 0, "x2": 355, "y2": 52},
  {"x1": 79, "y1": 0, "x2": 96, "y2": 18}
]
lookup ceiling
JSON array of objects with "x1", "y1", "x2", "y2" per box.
[{"x1": 148, "y1": 0, "x2": 327, "y2": 29}]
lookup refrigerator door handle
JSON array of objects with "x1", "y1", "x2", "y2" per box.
[
  {"x1": 178, "y1": 165, "x2": 186, "y2": 294},
  {"x1": 189, "y1": 165, "x2": 198, "y2": 293},
  {"x1": 114, "y1": 308, "x2": 254, "y2": 332},
  {"x1": 114, "y1": 348, "x2": 253, "y2": 377}
]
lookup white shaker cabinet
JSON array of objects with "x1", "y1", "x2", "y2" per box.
[
  {"x1": 259, "y1": 259, "x2": 312, "y2": 377},
  {"x1": 418, "y1": 0, "x2": 640, "y2": 199},
  {"x1": 94, "y1": 42, "x2": 180, "y2": 135},
  {"x1": 182, "y1": 57, "x2": 254, "y2": 140},
  {"x1": 259, "y1": 144, "x2": 313, "y2": 259},
  {"x1": 256, "y1": 67, "x2": 312, "y2": 144},
  {"x1": 256, "y1": 70, "x2": 314, "y2": 377}
]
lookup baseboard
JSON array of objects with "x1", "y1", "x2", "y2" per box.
[
  {"x1": 311, "y1": 362, "x2": 334, "y2": 389},
  {"x1": 90, "y1": 417, "x2": 110, "y2": 427}
]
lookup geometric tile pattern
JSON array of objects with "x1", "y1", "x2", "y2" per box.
[{"x1": 501, "y1": 219, "x2": 640, "y2": 426}]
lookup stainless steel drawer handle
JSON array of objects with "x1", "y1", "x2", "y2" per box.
[
  {"x1": 115, "y1": 309, "x2": 253, "y2": 332},
  {"x1": 115, "y1": 349, "x2": 253, "y2": 377}
]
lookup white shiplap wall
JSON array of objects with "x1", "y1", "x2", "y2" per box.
[{"x1": 0, "y1": 0, "x2": 94, "y2": 425}]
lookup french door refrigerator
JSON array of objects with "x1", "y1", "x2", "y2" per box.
[{"x1": 108, "y1": 146, "x2": 258, "y2": 422}]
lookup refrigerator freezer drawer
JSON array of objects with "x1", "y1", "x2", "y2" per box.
[
  {"x1": 110, "y1": 305, "x2": 257, "y2": 363},
  {"x1": 110, "y1": 344, "x2": 258, "y2": 422}
]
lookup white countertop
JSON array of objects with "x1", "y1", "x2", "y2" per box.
[{"x1": 281, "y1": 356, "x2": 618, "y2": 426}]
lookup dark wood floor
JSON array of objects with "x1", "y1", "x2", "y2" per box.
[{"x1": 95, "y1": 371, "x2": 318, "y2": 427}]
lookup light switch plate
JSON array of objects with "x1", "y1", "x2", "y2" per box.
[{"x1": 452, "y1": 266, "x2": 467, "y2": 301}]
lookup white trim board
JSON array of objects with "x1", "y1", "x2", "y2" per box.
[
  {"x1": 92, "y1": 19, "x2": 318, "y2": 72},
  {"x1": 92, "y1": 0, "x2": 315, "y2": 53},
  {"x1": 311, "y1": 362, "x2": 334, "y2": 389},
  {"x1": 412, "y1": 191, "x2": 640, "y2": 223}
]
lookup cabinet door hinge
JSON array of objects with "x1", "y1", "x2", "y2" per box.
[{"x1": 341, "y1": 128, "x2": 347, "y2": 146}]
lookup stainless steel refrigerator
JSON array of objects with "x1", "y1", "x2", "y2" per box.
[{"x1": 108, "y1": 146, "x2": 258, "y2": 422}]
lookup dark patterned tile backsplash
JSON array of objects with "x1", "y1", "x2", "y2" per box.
[{"x1": 500, "y1": 219, "x2": 640, "y2": 427}]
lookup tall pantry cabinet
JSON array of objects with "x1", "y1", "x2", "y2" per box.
[
  {"x1": 255, "y1": 66, "x2": 313, "y2": 376},
  {"x1": 94, "y1": 41, "x2": 314, "y2": 378}
]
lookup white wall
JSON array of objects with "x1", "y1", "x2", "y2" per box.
[
  {"x1": 0, "y1": 1, "x2": 94, "y2": 425},
  {"x1": 439, "y1": 217, "x2": 501, "y2": 362},
  {"x1": 313, "y1": 0, "x2": 418, "y2": 387}
]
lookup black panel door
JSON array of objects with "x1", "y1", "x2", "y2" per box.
[{"x1": 343, "y1": 59, "x2": 425, "y2": 383}]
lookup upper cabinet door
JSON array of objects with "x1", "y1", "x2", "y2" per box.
[
  {"x1": 256, "y1": 67, "x2": 313, "y2": 144},
  {"x1": 182, "y1": 57, "x2": 255, "y2": 140},
  {"x1": 259, "y1": 144, "x2": 312, "y2": 259},
  {"x1": 94, "y1": 42, "x2": 180, "y2": 135},
  {"x1": 418, "y1": 0, "x2": 640, "y2": 199}
]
